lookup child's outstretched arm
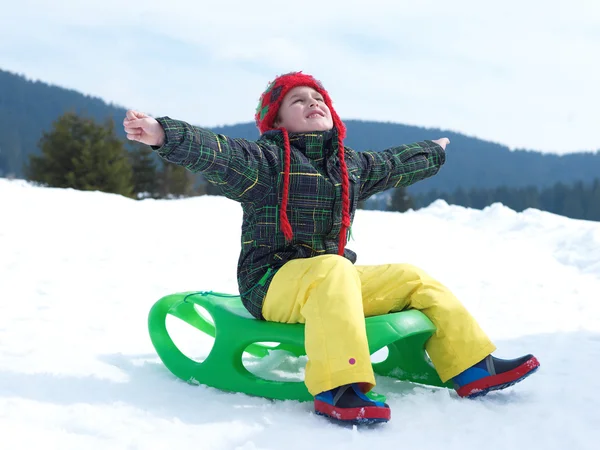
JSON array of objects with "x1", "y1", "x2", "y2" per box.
[
  {"x1": 349, "y1": 138, "x2": 448, "y2": 202},
  {"x1": 123, "y1": 110, "x2": 276, "y2": 203}
]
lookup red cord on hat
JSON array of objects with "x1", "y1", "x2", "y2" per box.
[
  {"x1": 337, "y1": 142, "x2": 350, "y2": 256},
  {"x1": 279, "y1": 128, "x2": 294, "y2": 242}
]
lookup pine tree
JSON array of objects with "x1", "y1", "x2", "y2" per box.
[
  {"x1": 468, "y1": 187, "x2": 489, "y2": 209},
  {"x1": 522, "y1": 186, "x2": 541, "y2": 211},
  {"x1": 562, "y1": 188, "x2": 586, "y2": 219},
  {"x1": 26, "y1": 112, "x2": 133, "y2": 196},
  {"x1": 453, "y1": 187, "x2": 472, "y2": 207},
  {"x1": 157, "y1": 159, "x2": 196, "y2": 198},
  {"x1": 389, "y1": 187, "x2": 414, "y2": 212},
  {"x1": 0, "y1": 148, "x2": 8, "y2": 176},
  {"x1": 129, "y1": 143, "x2": 158, "y2": 198},
  {"x1": 585, "y1": 179, "x2": 600, "y2": 220}
]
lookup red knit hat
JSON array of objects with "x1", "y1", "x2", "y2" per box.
[{"x1": 255, "y1": 72, "x2": 350, "y2": 256}]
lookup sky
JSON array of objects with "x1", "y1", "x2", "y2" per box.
[
  {"x1": 1, "y1": 178, "x2": 600, "y2": 449},
  {"x1": 1, "y1": 0, "x2": 599, "y2": 154}
]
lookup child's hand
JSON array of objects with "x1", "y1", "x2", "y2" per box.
[
  {"x1": 123, "y1": 110, "x2": 166, "y2": 147},
  {"x1": 432, "y1": 138, "x2": 450, "y2": 150}
]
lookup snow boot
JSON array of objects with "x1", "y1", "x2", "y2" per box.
[
  {"x1": 314, "y1": 383, "x2": 391, "y2": 424},
  {"x1": 453, "y1": 354, "x2": 540, "y2": 398}
]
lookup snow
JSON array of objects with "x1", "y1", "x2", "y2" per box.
[{"x1": 1, "y1": 177, "x2": 599, "y2": 450}]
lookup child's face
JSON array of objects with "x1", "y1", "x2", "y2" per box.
[{"x1": 274, "y1": 86, "x2": 334, "y2": 133}]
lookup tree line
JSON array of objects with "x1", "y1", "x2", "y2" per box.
[
  {"x1": 24, "y1": 112, "x2": 212, "y2": 199},
  {"x1": 390, "y1": 179, "x2": 600, "y2": 221}
]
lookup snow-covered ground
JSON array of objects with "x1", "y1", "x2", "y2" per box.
[{"x1": 1, "y1": 178, "x2": 599, "y2": 449}]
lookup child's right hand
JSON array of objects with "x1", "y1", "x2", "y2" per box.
[{"x1": 123, "y1": 110, "x2": 166, "y2": 147}]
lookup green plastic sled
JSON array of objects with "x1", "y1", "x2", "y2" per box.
[{"x1": 148, "y1": 291, "x2": 452, "y2": 402}]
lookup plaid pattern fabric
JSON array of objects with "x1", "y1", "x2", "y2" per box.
[{"x1": 155, "y1": 117, "x2": 446, "y2": 319}]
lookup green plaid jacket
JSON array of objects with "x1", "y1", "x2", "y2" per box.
[{"x1": 154, "y1": 117, "x2": 446, "y2": 319}]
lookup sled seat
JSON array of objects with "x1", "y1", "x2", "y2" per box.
[{"x1": 148, "y1": 291, "x2": 451, "y2": 402}]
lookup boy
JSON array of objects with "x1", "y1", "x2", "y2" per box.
[{"x1": 124, "y1": 72, "x2": 539, "y2": 425}]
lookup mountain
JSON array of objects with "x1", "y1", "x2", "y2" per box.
[{"x1": 1, "y1": 68, "x2": 599, "y2": 194}]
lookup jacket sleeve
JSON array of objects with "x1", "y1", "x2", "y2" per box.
[
  {"x1": 153, "y1": 117, "x2": 276, "y2": 203},
  {"x1": 354, "y1": 140, "x2": 446, "y2": 201}
]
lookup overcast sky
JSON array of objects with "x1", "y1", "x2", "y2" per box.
[{"x1": 1, "y1": 0, "x2": 598, "y2": 154}]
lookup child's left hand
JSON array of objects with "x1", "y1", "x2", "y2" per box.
[{"x1": 432, "y1": 138, "x2": 450, "y2": 150}]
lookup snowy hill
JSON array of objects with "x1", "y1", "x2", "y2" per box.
[{"x1": 1, "y1": 178, "x2": 599, "y2": 450}]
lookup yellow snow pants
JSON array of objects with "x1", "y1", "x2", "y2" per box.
[{"x1": 262, "y1": 255, "x2": 496, "y2": 396}]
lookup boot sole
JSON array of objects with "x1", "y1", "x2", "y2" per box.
[
  {"x1": 315, "y1": 410, "x2": 389, "y2": 425},
  {"x1": 314, "y1": 400, "x2": 391, "y2": 424},
  {"x1": 457, "y1": 356, "x2": 540, "y2": 398}
]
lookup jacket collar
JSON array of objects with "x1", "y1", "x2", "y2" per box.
[{"x1": 262, "y1": 128, "x2": 338, "y2": 161}]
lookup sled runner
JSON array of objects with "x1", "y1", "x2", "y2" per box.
[{"x1": 148, "y1": 291, "x2": 452, "y2": 401}]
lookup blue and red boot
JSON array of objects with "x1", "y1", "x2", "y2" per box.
[
  {"x1": 314, "y1": 383, "x2": 391, "y2": 424},
  {"x1": 453, "y1": 354, "x2": 540, "y2": 398}
]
